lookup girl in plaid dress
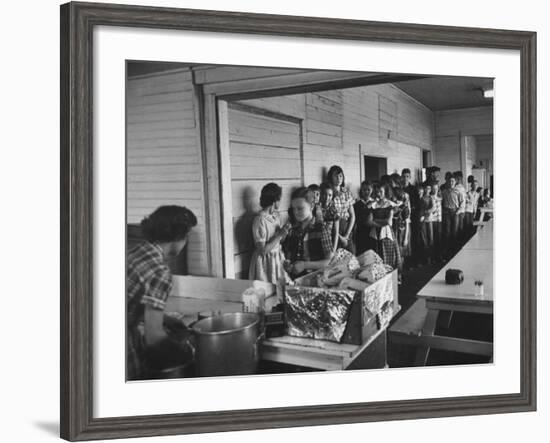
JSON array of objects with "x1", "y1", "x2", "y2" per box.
[
  {"x1": 327, "y1": 165, "x2": 356, "y2": 253},
  {"x1": 319, "y1": 182, "x2": 340, "y2": 252},
  {"x1": 367, "y1": 183, "x2": 402, "y2": 271}
]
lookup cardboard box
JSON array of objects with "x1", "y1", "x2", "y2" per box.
[{"x1": 286, "y1": 270, "x2": 398, "y2": 345}]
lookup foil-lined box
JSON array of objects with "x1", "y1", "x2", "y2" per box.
[{"x1": 285, "y1": 270, "x2": 398, "y2": 344}]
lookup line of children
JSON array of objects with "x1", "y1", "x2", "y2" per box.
[
  {"x1": 415, "y1": 169, "x2": 489, "y2": 263},
  {"x1": 248, "y1": 165, "x2": 492, "y2": 284}
]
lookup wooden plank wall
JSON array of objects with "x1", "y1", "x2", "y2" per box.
[
  {"x1": 464, "y1": 135, "x2": 477, "y2": 179},
  {"x1": 304, "y1": 90, "x2": 345, "y2": 186},
  {"x1": 343, "y1": 84, "x2": 432, "y2": 191},
  {"x1": 237, "y1": 95, "x2": 306, "y2": 120},
  {"x1": 239, "y1": 83, "x2": 433, "y2": 198},
  {"x1": 435, "y1": 106, "x2": 493, "y2": 137},
  {"x1": 127, "y1": 70, "x2": 437, "y2": 280},
  {"x1": 433, "y1": 135, "x2": 460, "y2": 178},
  {"x1": 238, "y1": 91, "x2": 345, "y2": 187},
  {"x1": 434, "y1": 106, "x2": 493, "y2": 180},
  {"x1": 475, "y1": 134, "x2": 494, "y2": 175},
  {"x1": 126, "y1": 69, "x2": 209, "y2": 275},
  {"x1": 227, "y1": 106, "x2": 302, "y2": 279}
]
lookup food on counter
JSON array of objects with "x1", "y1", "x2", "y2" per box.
[
  {"x1": 357, "y1": 262, "x2": 393, "y2": 284},
  {"x1": 315, "y1": 249, "x2": 391, "y2": 288},
  {"x1": 319, "y1": 262, "x2": 355, "y2": 287},
  {"x1": 327, "y1": 248, "x2": 361, "y2": 272},
  {"x1": 356, "y1": 249, "x2": 383, "y2": 267},
  {"x1": 337, "y1": 277, "x2": 369, "y2": 291},
  {"x1": 285, "y1": 286, "x2": 355, "y2": 343},
  {"x1": 316, "y1": 248, "x2": 360, "y2": 287},
  {"x1": 283, "y1": 248, "x2": 395, "y2": 344}
]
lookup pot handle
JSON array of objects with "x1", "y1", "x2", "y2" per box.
[
  {"x1": 186, "y1": 340, "x2": 196, "y2": 363},
  {"x1": 253, "y1": 332, "x2": 266, "y2": 359}
]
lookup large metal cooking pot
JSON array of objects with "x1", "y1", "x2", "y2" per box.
[{"x1": 191, "y1": 312, "x2": 262, "y2": 377}]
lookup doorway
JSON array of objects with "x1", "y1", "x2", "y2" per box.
[
  {"x1": 364, "y1": 156, "x2": 387, "y2": 183},
  {"x1": 422, "y1": 149, "x2": 431, "y2": 168}
]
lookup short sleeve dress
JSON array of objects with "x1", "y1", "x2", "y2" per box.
[{"x1": 248, "y1": 211, "x2": 287, "y2": 283}]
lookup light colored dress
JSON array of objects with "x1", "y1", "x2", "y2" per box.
[{"x1": 248, "y1": 211, "x2": 287, "y2": 283}]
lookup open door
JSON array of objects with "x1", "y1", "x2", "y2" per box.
[{"x1": 364, "y1": 155, "x2": 387, "y2": 182}]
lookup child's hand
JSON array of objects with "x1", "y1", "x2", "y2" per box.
[
  {"x1": 293, "y1": 261, "x2": 305, "y2": 274},
  {"x1": 280, "y1": 222, "x2": 291, "y2": 236},
  {"x1": 283, "y1": 260, "x2": 292, "y2": 273},
  {"x1": 339, "y1": 235, "x2": 349, "y2": 247}
]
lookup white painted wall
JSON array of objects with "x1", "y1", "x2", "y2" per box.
[
  {"x1": 227, "y1": 105, "x2": 302, "y2": 278},
  {"x1": 126, "y1": 69, "x2": 210, "y2": 275},
  {"x1": 239, "y1": 83, "x2": 434, "y2": 197},
  {"x1": 433, "y1": 106, "x2": 493, "y2": 181},
  {"x1": 343, "y1": 84, "x2": 431, "y2": 190},
  {"x1": 435, "y1": 106, "x2": 493, "y2": 137},
  {"x1": 476, "y1": 134, "x2": 494, "y2": 175},
  {"x1": 127, "y1": 70, "x2": 439, "y2": 278},
  {"x1": 464, "y1": 135, "x2": 477, "y2": 178}
]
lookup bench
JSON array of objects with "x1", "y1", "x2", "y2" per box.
[
  {"x1": 389, "y1": 298, "x2": 429, "y2": 339},
  {"x1": 388, "y1": 298, "x2": 430, "y2": 365},
  {"x1": 389, "y1": 298, "x2": 492, "y2": 365}
]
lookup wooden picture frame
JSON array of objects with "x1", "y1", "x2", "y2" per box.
[{"x1": 60, "y1": 1, "x2": 536, "y2": 440}]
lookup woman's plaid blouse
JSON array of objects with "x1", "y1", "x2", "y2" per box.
[{"x1": 127, "y1": 241, "x2": 172, "y2": 327}]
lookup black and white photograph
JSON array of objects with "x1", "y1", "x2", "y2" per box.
[{"x1": 126, "y1": 62, "x2": 495, "y2": 381}]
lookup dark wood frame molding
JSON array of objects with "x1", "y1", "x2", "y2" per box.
[{"x1": 60, "y1": 2, "x2": 536, "y2": 440}]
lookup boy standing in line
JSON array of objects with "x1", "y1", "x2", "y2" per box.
[
  {"x1": 441, "y1": 174, "x2": 464, "y2": 259},
  {"x1": 453, "y1": 171, "x2": 467, "y2": 245}
]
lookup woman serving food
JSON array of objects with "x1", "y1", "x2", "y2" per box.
[{"x1": 127, "y1": 205, "x2": 197, "y2": 380}]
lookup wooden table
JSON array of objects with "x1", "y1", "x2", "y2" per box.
[
  {"x1": 414, "y1": 231, "x2": 493, "y2": 364},
  {"x1": 463, "y1": 220, "x2": 493, "y2": 251},
  {"x1": 474, "y1": 206, "x2": 494, "y2": 227},
  {"x1": 261, "y1": 315, "x2": 395, "y2": 371}
]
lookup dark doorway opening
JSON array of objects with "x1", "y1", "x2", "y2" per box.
[
  {"x1": 422, "y1": 150, "x2": 431, "y2": 168},
  {"x1": 364, "y1": 156, "x2": 387, "y2": 183}
]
